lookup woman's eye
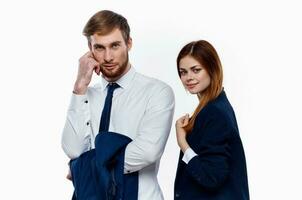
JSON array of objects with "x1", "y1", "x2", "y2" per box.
[
  {"x1": 180, "y1": 71, "x2": 186, "y2": 76},
  {"x1": 193, "y1": 68, "x2": 201, "y2": 73}
]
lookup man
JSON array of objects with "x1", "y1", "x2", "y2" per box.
[{"x1": 61, "y1": 10, "x2": 175, "y2": 199}]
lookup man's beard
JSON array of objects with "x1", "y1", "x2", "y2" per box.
[{"x1": 100, "y1": 53, "x2": 129, "y2": 80}]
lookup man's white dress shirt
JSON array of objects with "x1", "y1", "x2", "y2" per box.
[{"x1": 62, "y1": 66, "x2": 175, "y2": 200}]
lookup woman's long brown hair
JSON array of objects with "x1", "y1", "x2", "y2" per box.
[{"x1": 177, "y1": 40, "x2": 223, "y2": 132}]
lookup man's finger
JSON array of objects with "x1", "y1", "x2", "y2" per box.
[
  {"x1": 66, "y1": 171, "x2": 72, "y2": 181},
  {"x1": 94, "y1": 65, "x2": 101, "y2": 75}
]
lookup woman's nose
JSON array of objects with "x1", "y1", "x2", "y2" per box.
[{"x1": 186, "y1": 72, "x2": 194, "y2": 82}]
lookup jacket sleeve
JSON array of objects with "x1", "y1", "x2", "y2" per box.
[
  {"x1": 123, "y1": 85, "x2": 175, "y2": 173},
  {"x1": 185, "y1": 107, "x2": 232, "y2": 191}
]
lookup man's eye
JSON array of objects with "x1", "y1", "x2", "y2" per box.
[
  {"x1": 112, "y1": 44, "x2": 120, "y2": 49},
  {"x1": 95, "y1": 46, "x2": 103, "y2": 50}
]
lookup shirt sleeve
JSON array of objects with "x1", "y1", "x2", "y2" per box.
[
  {"x1": 182, "y1": 148, "x2": 198, "y2": 164},
  {"x1": 61, "y1": 92, "x2": 92, "y2": 159},
  {"x1": 123, "y1": 85, "x2": 175, "y2": 173}
]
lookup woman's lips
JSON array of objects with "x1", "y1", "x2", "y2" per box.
[{"x1": 186, "y1": 83, "x2": 198, "y2": 89}]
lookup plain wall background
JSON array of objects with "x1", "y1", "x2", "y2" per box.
[{"x1": 0, "y1": 0, "x2": 301, "y2": 199}]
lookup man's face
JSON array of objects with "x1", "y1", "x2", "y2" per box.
[{"x1": 89, "y1": 28, "x2": 132, "y2": 82}]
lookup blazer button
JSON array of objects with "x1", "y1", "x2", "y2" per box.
[{"x1": 175, "y1": 193, "x2": 180, "y2": 198}]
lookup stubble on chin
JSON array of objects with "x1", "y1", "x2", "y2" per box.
[{"x1": 101, "y1": 61, "x2": 129, "y2": 80}]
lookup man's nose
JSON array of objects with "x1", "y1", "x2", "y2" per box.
[{"x1": 104, "y1": 50, "x2": 113, "y2": 62}]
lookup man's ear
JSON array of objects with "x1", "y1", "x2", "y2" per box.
[{"x1": 127, "y1": 37, "x2": 132, "y2": 51}]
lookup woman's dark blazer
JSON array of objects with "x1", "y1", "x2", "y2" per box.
[{"x1": 174, "y1": 90, "x2": 249, "y2": 200}]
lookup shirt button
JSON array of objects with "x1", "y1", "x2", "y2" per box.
[
  {"x1": 84, "y1": 100, "x2": 88, "y2": 103},
  {"x1": 86, "y1": 122, "x2": 90, "y2": 126}
]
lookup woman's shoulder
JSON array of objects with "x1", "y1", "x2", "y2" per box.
[
  {"x1": 193, "y1": 99, "x2": 239, "y2": 141},
  {"x1": 196, "y1": 91, "x2": 236, "y2": 125},
  {"x1": 197, "y1": 103, "x2": 227, "y2": 122}
]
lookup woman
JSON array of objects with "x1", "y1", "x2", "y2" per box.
[{"x1": 174, "y1": 40, "x2": 249, "y2": 199}]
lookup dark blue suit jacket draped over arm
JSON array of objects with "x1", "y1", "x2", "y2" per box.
[{"x1": 70, "y1": 131, "x2": 138, "y2": 200}]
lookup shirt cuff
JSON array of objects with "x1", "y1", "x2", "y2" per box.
[
  {"x1": 68, "y1": 92, "x2": 89, "y2": 110},
  {"x1": 182, "y1": 148, "x2": 197, "y2": 164}
]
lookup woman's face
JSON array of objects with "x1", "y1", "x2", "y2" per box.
[{"x1": 179, "y1": 55, "x2": 211, "y2": 95}]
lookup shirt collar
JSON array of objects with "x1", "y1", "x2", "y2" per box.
[{"x1": 101, "y1": 65, "x2": 136, "y2": 91}]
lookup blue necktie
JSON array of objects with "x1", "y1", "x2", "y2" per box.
[{"x1": 99, "y1": 82, "x2": 120, "y2": 132}]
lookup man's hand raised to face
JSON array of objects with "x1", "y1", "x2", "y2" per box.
[{"x1": 73, "y1": 51, "x2": 100, "y2": 95}]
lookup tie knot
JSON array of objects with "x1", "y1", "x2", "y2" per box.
[{"x1": 107, "y1": 82, "x2": 120, "y2": 93}]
